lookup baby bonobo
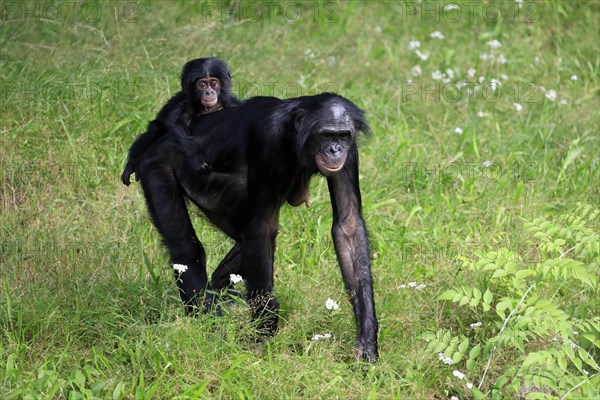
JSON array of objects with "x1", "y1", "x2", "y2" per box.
[{"x1": 121, "y1": 57, "x2": 240, "y2": 185}]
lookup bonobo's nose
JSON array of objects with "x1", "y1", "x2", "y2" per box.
[{"x1": 328, "y1": 144, "x2": 343, "y2": 156}]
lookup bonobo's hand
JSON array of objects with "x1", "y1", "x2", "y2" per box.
[
  {"x1": 197, "y1": 161, "x2": 213, "y2": 174},
  {"x1": 121, "y1": 160, "x2": 137, "y2": 186}
]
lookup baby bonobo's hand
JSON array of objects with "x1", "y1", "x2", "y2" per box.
[
  {"x1": 198, "y1": 162, "x2": 213, "y2": 174},
  {"x1": 121, "y1": 160, "x2": 136, "y2": 186}
]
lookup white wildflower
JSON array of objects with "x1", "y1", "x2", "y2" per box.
[
  {"x1": 490, "y1": 78, "x2": 501, "y2": 91},
  {"x1": 408, "y1": 40, "x2": 421, "y2": 50},
  {"x1": 325, "y1": 298, "x2": 339, "y2": 311},
  {"x1": 478, "y1": 76, "x2": 485, "y2": 83},
  {"x1": 467, "y1": 382, "x2": 473, "y2": 389},
  {"x1": 467, "y1": 67, "x2": 476, "y2": 78},
  {"x1": 481, "y1": 160, "x2": 493, "y2": 167},
  {"x1": 501, "y1": 73, "x2": 508, "y2": 80},
  {"x1": 229, "y1": 274, "x2": 243, "y2": 284},
  {"x1": 456, "y1": 81, "x2": 467, "y2": 88},
  {"x1": 407, "y1": 281, "x2": 417, "y2": 287},
  {"x1": 453, "y1": 370, "x2": 466, "y2": 380},
  {"x1": 480, "y1": 53, "x2": 491, "y2": 61},
  {"x1": 573, "y1": 331, "x2": 579, "y2": 335},
  {"x1": 545, "y1": 89, "x2": 557, "y2": 101},
  {"x1": 416, "y1": 284, "x2": 427, "y2": 290},
  {"x1": 454, "y1": 127, "x2": 463, "y2": 135},
  {"x1": 515, "y1": 0, "x2": 523, "y2": 8},
  {"x1": 559, "y1": 99, "x2": 567, "y2": 105},
  {"x1": 415, "y1": 49, "x2": 429, "y2": 61},
  {"x1": 430, "y1": 31, "x2": 445, "y2": 39},
  {"x1": 446, "y1": 68, "x2": 455, "y2": 79},
  {"x1": 487, "y1": 39, "x2": 502, "y2": 49},
  {"x1": 514, "y1": 103, "x2": 523, "y2": 112},
  {"x1": 398, "y1": 284, "x2": 407, "y2": 289},
  {"x1": 311, "y1": 333, "x2": 332, "y2": 341},
  {"x1": 571, "y1": 74, "x2": 578, "y2": 81},
  {"x1": 173, "y1": 263, "x2": 188, "y2": 273},
  {"x1": 584, "y1": 369, "x2": 589, "y2": 375},
  {"x1": 438, "y1": 353, "x2": 454, "y2": 365},
  {"x1": 411, "y1": 65, "x2": 422, "y2": 77},
  {"x1": 469, "y1": 321, "x2": 482, "y2": 328},
  {"x1": 444, "y1": 4, "x2": 459, "y2": 11},
  {"x1": 534, "y1": 56, "x2": 541, "y2": 63},
  {"x1": 477, "y1": 111, "x2": 488, "y2": 118},
  {"x1": 497, "y1": 54, "x2": 507, "y2": 64},
  {"x1": 450, "y1": 397, "x2": 459, "y2": 400},
  {"x1": 432, "y1": 70, "x2": 443, "y2": 81}
]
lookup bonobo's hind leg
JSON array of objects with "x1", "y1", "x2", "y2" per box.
[
  {"x1": 138, "y1": 159, "x2": 215, "y2": 313},
  {"x1": 211, "y1": 243, "x2": 242, "y2": 290}
]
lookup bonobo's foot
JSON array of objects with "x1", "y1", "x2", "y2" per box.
[
  {"x1": 355, "y1": 340, "x2": 379, "y2": 364},
  {"x1": 249, "y1": 294, "x2": 279, "y2": 338},
  {"x1": 183, "y1": 290, "x2": 221, "y2": 316}
]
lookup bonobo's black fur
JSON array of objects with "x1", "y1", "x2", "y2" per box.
[
  {"x1": 121, "y1": 57, "x2": 240, "y2": 185},
  {"x1": 133, "y1": 93, "x2": 378, "y2": 362}
]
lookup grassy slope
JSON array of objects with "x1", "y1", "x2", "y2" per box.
[{"x1": 1, "y1": 1, "x2": 598, "y2": 398}]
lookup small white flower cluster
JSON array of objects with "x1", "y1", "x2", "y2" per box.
[
  {"x1": 514, "y1": 103, "x2": 523, "y2": 112},
  {"x1": 411, "y1": 65, "x2": 422, "y2": 77},
  {"x1": 398, "y1": 281, "x2": 427, "y2": 290},
  {"x1": 539, "y1": 86, "x2": 567, "y2": 104},
  {"x1": 325, "y1": 297, "x2": 339, "y2": 311},
  {"x1": 454, "y1": 127, "x2": 463, "y2": 135},
  {"x1": 489, "y1": 78, "x2": 502, "y2": 91},
  {"x1": 408, "y1": 38, "x2": 429, "y2": 60},
  {"x1": 173, "y1": 263, "x2": 188, "y2": 274},
  {"x1": 438, "y1": 352, "x2": 454, "y2": 365},
  {"x1": 452, "y1": 370, "x2": 474, "y2": 389},
  {"x1": 469, "y1": 321, "x2": 482, "y2": 328},
  {"x1": 408, "y1": 40, "x2": 421, "y2": 50},
  {"x1": 430, "y1": 31, "x2": 445, "y2": 40},
  {"x1": 481, "y1": 161, "x2": 493, "y2": 168},
  {"x1": 229, "y1": 274, "x2": 243, "y2": 284},
  {"x1": 467, "y1": 67, "x2": 476, "y2": 78},
  {"x1": 311, "y1": 333, "x2": 332, "y2": 341},
  {"x1": 432, "y1": 68, "x2": 455, "y2": 84},
  {"x1": 444, "y1": 4, "x2": 459, "y2": 11},
  {"x1": 479, "y1": 40, "x2": 507, "y2": 65}
]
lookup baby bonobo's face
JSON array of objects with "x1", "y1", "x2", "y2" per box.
[{"x1": 196, "y1": 77, "x2": 221, "y2": 109}]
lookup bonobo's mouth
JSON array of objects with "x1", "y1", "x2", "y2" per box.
[
  {"x1": 202, "y1": 97, "x2": 218, "y2": 107},
  {"x1": 315, "y1": 153, "x2": 347, "y2": 176}
]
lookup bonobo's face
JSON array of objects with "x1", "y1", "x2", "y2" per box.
[
  {"x1": 196, "y1": 77, "x2": 221, "y2": 108},
  {"x1": 311, "y1": 103, "x2": 355, "y2": 176}
]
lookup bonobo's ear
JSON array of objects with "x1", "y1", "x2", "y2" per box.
[
  {"x1": 293, "y1": 109, "x2": 306, "y2": 133},
  {"x1": 353, "y1": 108, "x2": 372, "y2": 137}
]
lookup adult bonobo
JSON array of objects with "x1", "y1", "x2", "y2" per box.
[{"x1": 134, "y1": 93, "x2": 378, "y2": 362}]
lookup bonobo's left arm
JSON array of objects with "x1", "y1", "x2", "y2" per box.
[{"x1": 327, "y1": 144, "x2": 378, "y2": 363}]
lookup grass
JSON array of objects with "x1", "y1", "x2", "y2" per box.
[{"x1": 1, "y1": 1, "x2": 599, "y2": 399}]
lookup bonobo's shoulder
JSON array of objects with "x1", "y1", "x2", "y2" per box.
[{"x1": 155, "y1": 91, "x2": 189, "y2": 121}]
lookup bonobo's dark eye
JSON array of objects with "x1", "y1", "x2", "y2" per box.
[
  {"x1": 210, "y1": 80, "x2": 219, "y2": 88},
  {"x1": 338, "y1": 130, "x2": 351, "y2": 138},
  {"x1": 198, "y1": 81, "x2": 207, "y2": 88}
]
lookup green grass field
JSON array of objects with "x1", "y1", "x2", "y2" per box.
[{"x1": 1, "y1": 1, "x2": 599, "y2": 399}]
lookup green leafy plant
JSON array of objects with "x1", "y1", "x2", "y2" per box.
[{"x1": 426, "y1": 205, "x2": 600, "y2": 399}]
